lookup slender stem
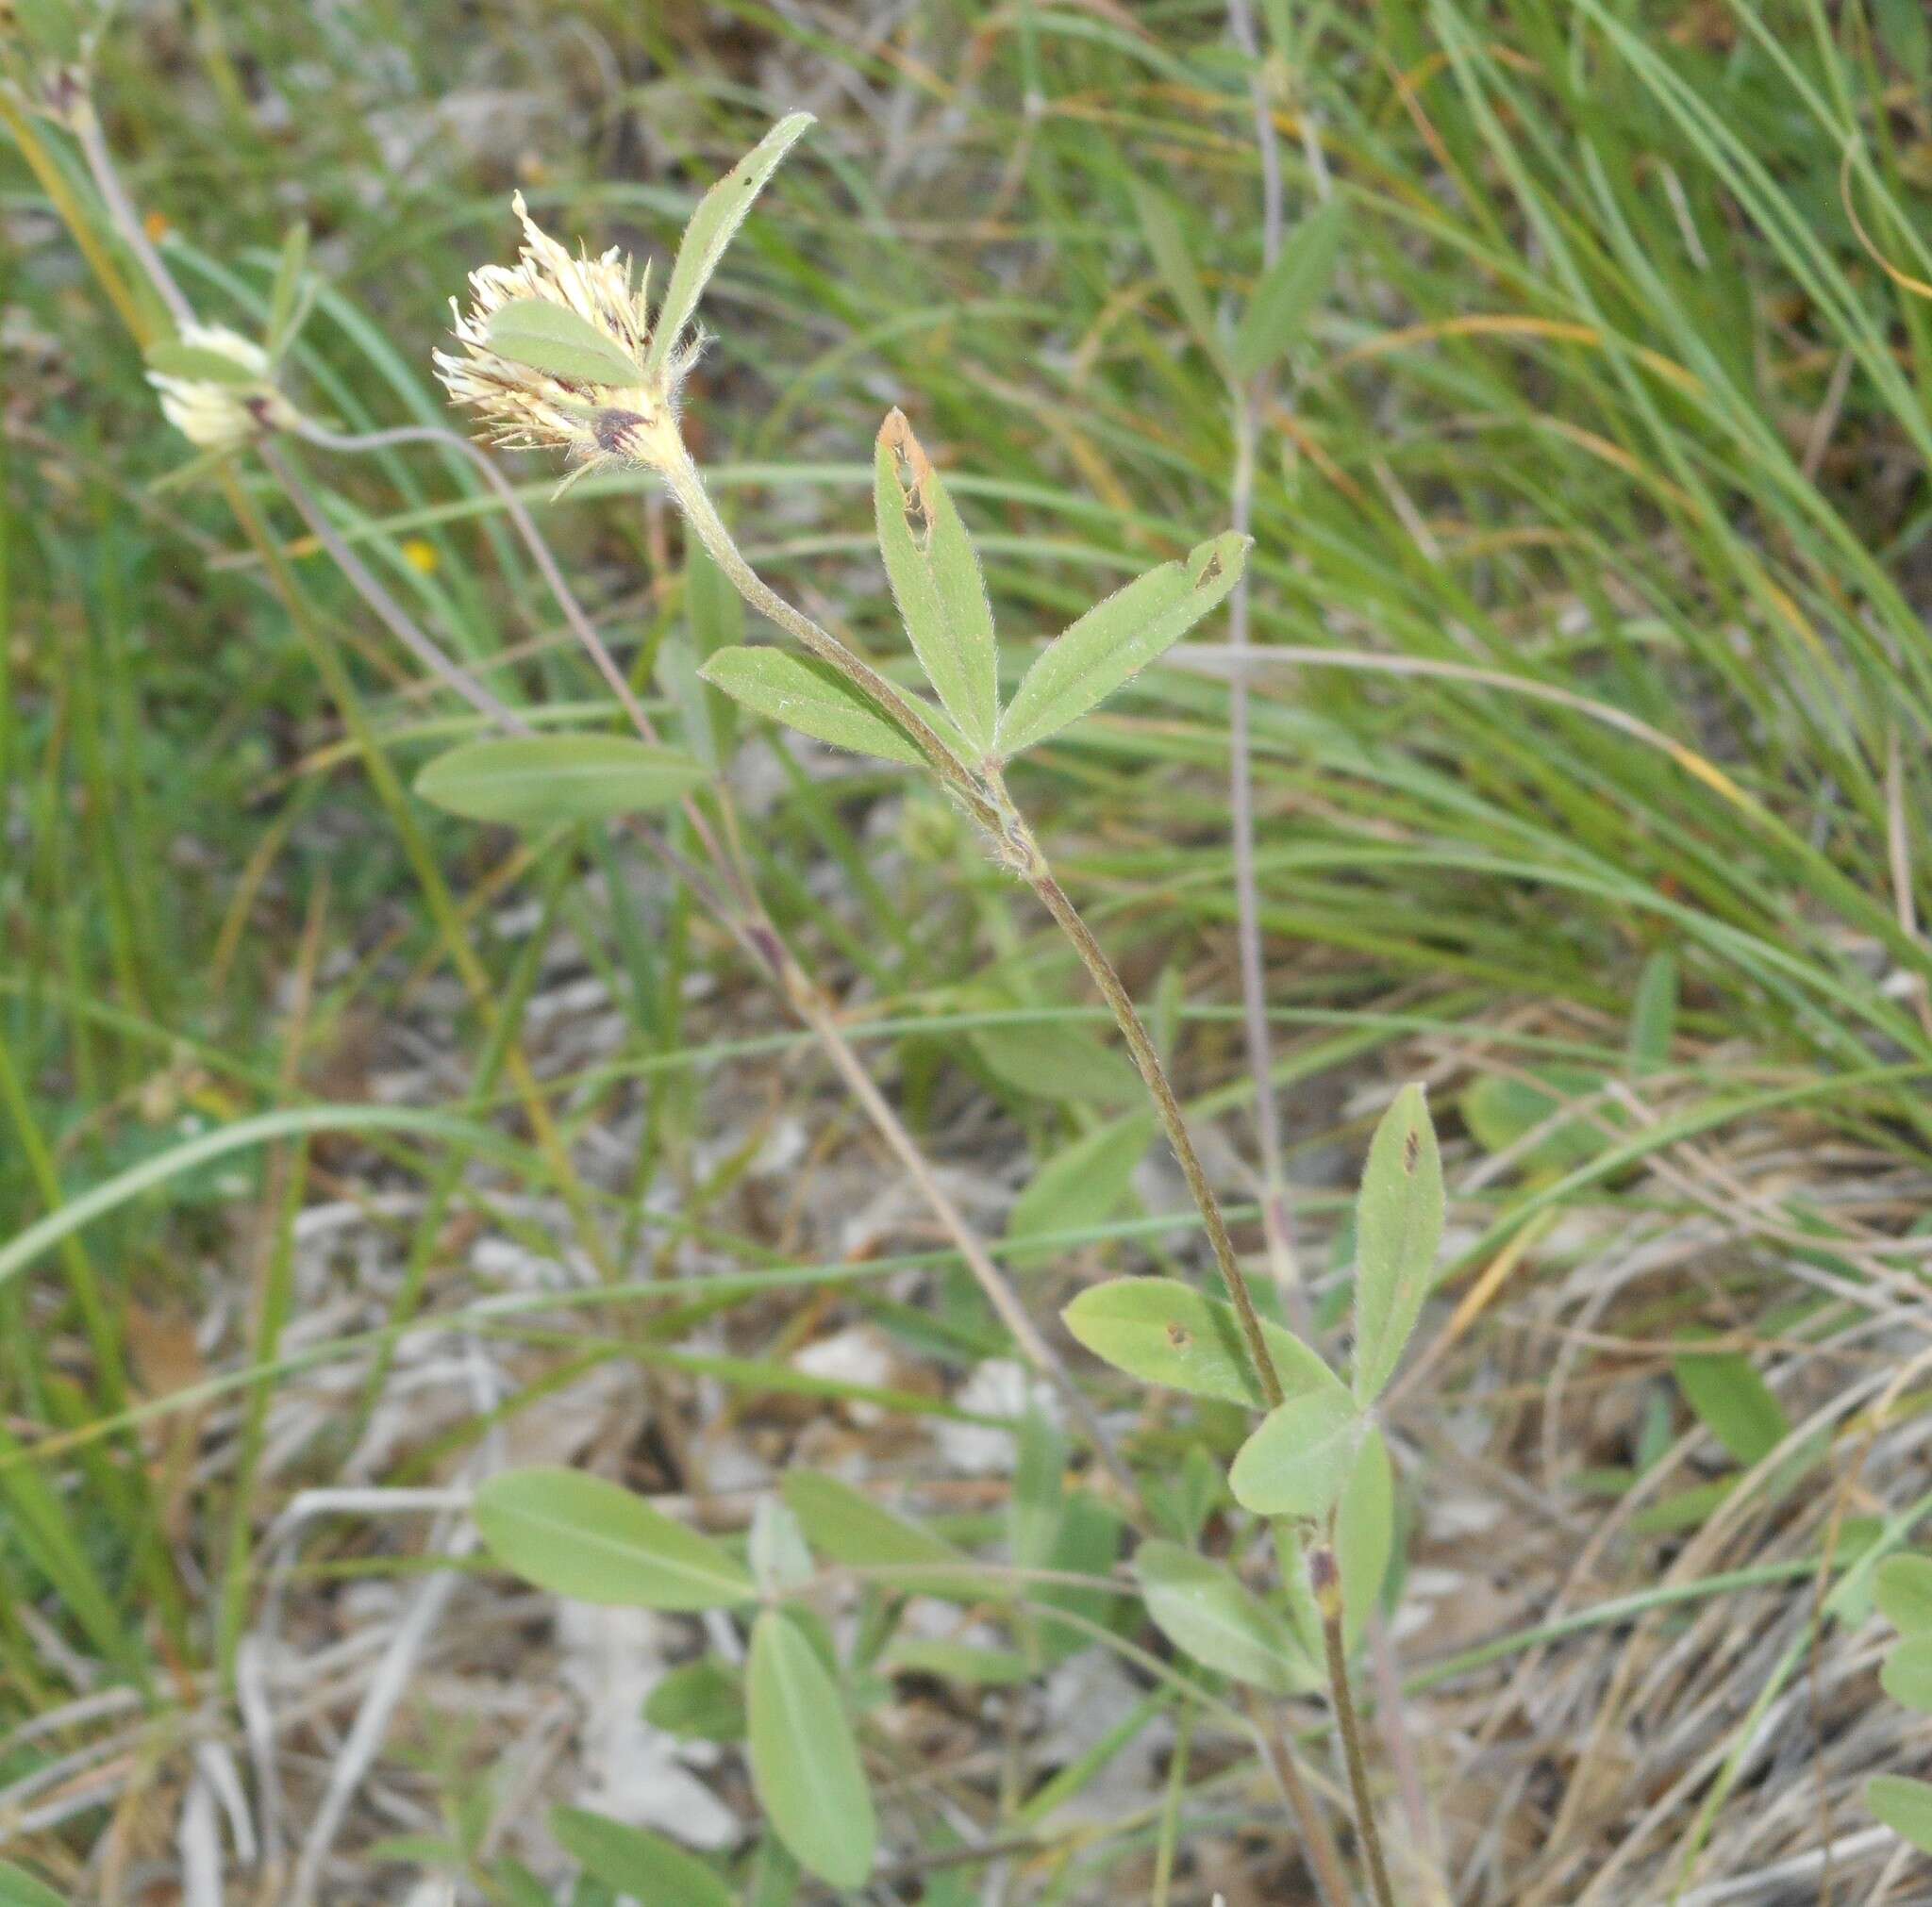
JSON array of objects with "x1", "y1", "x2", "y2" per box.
[
  {"x1": 69, "y1": 99, "x2": 196, "y2": 334},
  {"x1": 1313, "y1": 1541, "x2": 1398, "y2": 1907},
  {"x1": 655, "y1": 433, "x2": 1000, "y2": 827},
  {"x1": 1017, "y1": 848, "x2": 1284, "y2": 1410},
  {"x1": 1225, "y1": 0, "x2": 1286, "y2": 271},
  {"x1": 292, "y1": 419, "x2": 660, "y2": 752},
  {"x1": 1244, "y1": 1688, "x2": 1357, "y2": 1907},
  {"x1": 260, "y1": 441, "x2": 520, "y2": 729},
  {"x1": 1019, "y1": 824, "x2": 1375, "y2": 1901},
  {"x1": 1224, "y1": 401, "x2": 1308, "y2": 1335}
]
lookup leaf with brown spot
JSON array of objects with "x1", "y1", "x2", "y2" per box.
[
  {"x1": 874, "y1": 410, "x2": 1000, "y2": 751},
  {"x1": 1063, "y1": 1277, "x2": 1339, "y2": 1409},
  {"x1": 1352, "y1": 1084, "x2": 1444, "y2": 1403}
]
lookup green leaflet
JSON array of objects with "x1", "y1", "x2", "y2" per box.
[
  {"x1": 1336, "y1": 1426, "x2": 1396, "y2": 1649},
  {"x1": 886, "y1": 1638, "x2": 1032, "y2": 1684},
  {"x1": 474, "y1": 1467, "x2": 755, "y2": 1609},
  {"x1": 1460, "y1": 1068, "x2": 1608, "y2": 1173},
  {"x1": 1229, "y1": 199, "x2": 1343, "y2": 383},
  {"x1": 1006, "y1": 1113, "x2": 1154, "y2": 1252},
  {"x1": 700, "y1": 644, "x2": 937, "y2": 765},
  {"x1": 1882, "y1": 1636, "x2": 1932, "y2": 1714},
  {"x1": 551, "y1": 1807, "x2": 734, "y2": 1907},
  {"x1": 1672, "y1": 1340, "x2": 1789, "y2": 1466},
  {"x1": 996, "y1": 533, "x2": 1247, "y2": 757},
  {"x1": 413, "y1": 735, "x2": 708, "y2": 828},
  {"x1": 491, "y1": 1858, "x2": 553, "y2": 1907},
  {"x1": 1033, "y1": 1489, "x2": 1128, "y2": 1665},
  {"x1": 1868, "y1": 1774, "x2": 1932, "y2": 1853},
  {"x1": 1147, "y1": 1444, "x2": 1223, "y2": 1550},
  {"x1": 781, "y1": 1471, "x2": 996, "y2": 1601},
  {"x1": 969, "y1": 1018, "x2": 1141, "y2": 1106},
  {"x1": 644, "y1": 1659, "x2": 746, "y2": 1742},
  {"x1": 1062, "y1": 1276, "x2": 1340, "y2": 1410},
  {"x1": 0, "y1": 1864, "x2": 65, "y2": 1907},
  {"x1": 1134, "y1": 1539, "x2": 1314, "y2": 1693},
  {"x1": 1227, "y1": 1386, "x2": 1365, "y2": 1521},
  {"x1": 646, "y1": 113, "x2": 816, "y2": 377},
  {"x1": 748, "y1": 1498, "x2": 815, "y2": 1596},
  {"x1": 1351, "y1": 1084, "x2": 1445, "y2": 1403},
  {"x1": 1876, "y1": 1554, "x2": 1932, "y2": 1634},
  {"x1": 874, "y1": 411, "x2": 1000, "y2": 750},
  {"x1": 485, "y1": 298, "x2": 641, "y2": 387},
  {"x1": 1274, "y1": 1427, "x2": 1400, "y2": 1657},
  {"x1": 266, "y1": 219, "x2": 312, "y2": 360},
  {"x1": 745, "y1": 1832, "x2": 803, "y2": 1907},
  {"x1": 1128, "y1": 176, "x2": 1218, "y2": 357},
  {"x1": 746, "y1": 1608, "x2": 876, "y2": 1887}
]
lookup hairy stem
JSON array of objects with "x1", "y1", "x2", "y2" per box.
[
  {"x1": 1313, "y1": 1541, "x2": 1398, "y2": 1907},
  {"x1": 1013, "y1": 839, "x2": 1285, "y2": 1411},
  {"x1": 655, "y1": 433, "x2": 1000, "y2": 826},
  {"x1": 658, "y1": 424, "x2": 1291, "y2": 1448}
]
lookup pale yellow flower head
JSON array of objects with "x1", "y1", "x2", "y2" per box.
[
  {"x1": 433, "y1": 192, "x2": 696, "y2": 485},
  {"x1": 146, "y1": 323, "x2": 301, "y2": 450}
]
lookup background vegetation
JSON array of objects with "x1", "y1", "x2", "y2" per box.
[{"x1": 6, "y1": 0, "x2": 1932, "y2": 1900}]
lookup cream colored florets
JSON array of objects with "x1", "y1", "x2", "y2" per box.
[
  {"x1": 147, "y1": 323, "x2": 299, "y2": 450},
  {"x1": 433, "y1": 192, "x2": 697, "y2": 485}
]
